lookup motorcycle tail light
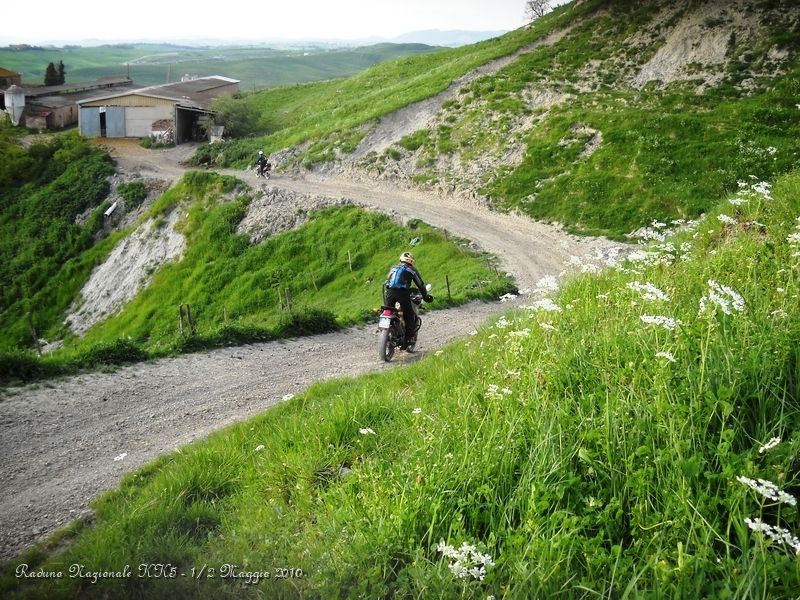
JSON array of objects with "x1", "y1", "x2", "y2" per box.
[{"x1": 382, "y1": 309, "x2": 393, "y2": 317}]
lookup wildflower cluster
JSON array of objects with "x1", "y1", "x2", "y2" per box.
[
  {"x1": 486, "y1": 384, "x2": 513, "y2": 401},
  {"x1": 437, "y1": 540, "x2": 495, "y2": 581},
  {"x1": 627, "y1": 281, "x2": 670, "y2": 302},
  {"x1": 736, "y1": 476, "x2": 797, "y2": 507},
  {"x1": 736, "y1": 438, "x2": 800, "y2": 556},
  {"x1": 640, "y1": 315, "x2": 681, "y2": 331},
  {"x1": 699, "y1": 280, "x2": 746, "y2": 316},
  {"x1": 758, "y1": 437, "x2": 781, "y2": 454},
  {"x1": 787, "y1": 218, "x2": 800, "y2": 258},
  {"x1": 522, "y1": 298, "x2": 562, "y2": 313},
  {"x1": 744, "y1": 518, "x2": 800, "y2": 554}
]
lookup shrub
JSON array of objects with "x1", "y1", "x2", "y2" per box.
[
  {"x1": 78, "y1": 338, "x2": 148, "y2": 366},
  {"x1": 117, "y1": 181, "x2": 148, "y2": 208},
  {"x1": 276, "y1": 308, "x2": 339, "y2": 337}
]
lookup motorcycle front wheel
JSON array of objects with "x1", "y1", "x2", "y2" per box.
[{"x1": 378, "y1": 327, "x2": 396, "y2": 362}]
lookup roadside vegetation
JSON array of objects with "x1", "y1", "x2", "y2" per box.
[{"x1": 5, "y1": 168, "x2": 799, "y2": 599}]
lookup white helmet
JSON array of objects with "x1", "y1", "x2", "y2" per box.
[
  {"x1": 258, "y1": 150, "x2": 264, "y2": 155},
  {"x1": 400, "y1": 252, "x2": 415, "y2": 265}
]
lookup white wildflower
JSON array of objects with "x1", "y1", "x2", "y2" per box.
[
  {"x1": 437, "y1": 540, "x2": 495, "y2": 581},
  {"x1": 787, "y1": 232, "x2": 800, "y2": 245},
  {"x1": 700, "y1": 280, "x2": 745, "y2": 315},
  {"x1": 359, "y1": 428, "x2": 376, "y2": 435},
  {"x1": 729, "y1": 195, "x2": 748, "y2": 207},
  {"x1": 655, "y1": 351, "x2": 676, "y2": 363},
  {"x1": 495, "y1": 317, "x2": 511, "y2": 329},
  {"x1": 412, "y1": 408, "x2": 422, "y2": 415},
  {"x1": 737, "y1": 475, "x2": 797, "y2": 506},
  {"x1": 758, "y1": 437, "x2": 781, "y2": 454},
  {"x1": 499, "y1": 293, "x2": 517, "y2": 303},
  {"x1": 540, "y1": 322, "x2": 557, "y2": 331},
  {"x1": 507, "y1": 370, "x2": 521, "y2": 378},
  {"x1": 766, "y1": 146, "x2": 777, "y2": 155},
  {"x1": 533, "y1": 275, "x2": 560, "y2": 294},
  {"x1": 254, "y1": 444, "x2": 265, "y2": 452},
  {"x1": 640, "y1": 315, "x2": 680, "y2": 331},
  {"x1": 627, "y1": 281, "x2": 670, "y2": 302},
  {"x1": 113, "y1": 452, "x2": 127, "y2": 462},
  {"x1": 508, "y1": 329, "x2": 531, "y2": 338},
  {"x1": 718, "y1": 214, "x2": 738, "y2": 226},
  {"x1": 744, "y1": 517, "x2": 800, "y2": 554},
  {"x1": 522, "y1": 298, "x2": 562, "y2": 313},
  {"x1": 281, "y1": 393, "x2": 295, "y2": 401}
]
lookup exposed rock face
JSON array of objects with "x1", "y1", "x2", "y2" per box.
[{"x1": 65, "y1": 209, "x2": 185, "y2": 336}]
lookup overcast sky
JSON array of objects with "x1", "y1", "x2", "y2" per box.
[{"x1": 1, "y1": 0, "x2": 571, "y2": 45}]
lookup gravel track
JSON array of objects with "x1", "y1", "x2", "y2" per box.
[{"x1": 1, "y1": 51, "x2": 624, "y2": 559}]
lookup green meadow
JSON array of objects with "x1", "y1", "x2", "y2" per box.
[{"x1": 4, "y1": 168, "x2": 799, "y2": 599}]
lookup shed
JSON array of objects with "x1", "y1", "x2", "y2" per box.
[
  {"x1": 77, "y1": 76, "x2": 239, "y2": 144},
  {"x1": 1, "y1": 77, "x2": 135, "y2": 129}
]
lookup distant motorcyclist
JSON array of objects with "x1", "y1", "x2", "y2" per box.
[
  {"x1": 255, "y1": 150, "x2": 271, "y2": 177},
  {"x1": 383, "y1": 252, "x2": 433, "y2": 348}
]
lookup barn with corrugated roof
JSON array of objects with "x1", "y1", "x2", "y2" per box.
[{"x1": 77, "y1": 75, "x2": 239, "y2": 144}]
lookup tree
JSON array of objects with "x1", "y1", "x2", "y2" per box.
[
  {"x1": 525, "y1": 0, "x2": 552, "y2": 21},
  {"x1": 44, "y1": 62, "x2": 59, "y2": 86},
  {"x1": 57, "y1": 60, "x2": 65, "y2": 85}
]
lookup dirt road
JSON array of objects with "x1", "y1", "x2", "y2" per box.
[{"x1": 1, "y1": 66, "x2": 624, "y2": 560}]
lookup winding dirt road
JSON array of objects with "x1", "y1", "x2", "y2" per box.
[{"x1": 1, "y1": 41, "x2": 625, "y2": 559}]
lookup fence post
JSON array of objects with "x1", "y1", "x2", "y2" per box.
[
  {"x1": 445, "y1": 275, "x2": 452, "y2": 303},
  {"x1": 277, "y1": 287, "x2": 284, "y2": 311},
  {"x1": 285, "y1": 288, "x2": 293, "y2": 311},
  {"x1": 27, "y1": 312, "x2": 42, "y2": 356},
  {"x1": 186, "y1": 304, "x2": 196, "y2": 335},
  {"x1": 178, "y1": 305, "x2": 184, "y2": 336}
]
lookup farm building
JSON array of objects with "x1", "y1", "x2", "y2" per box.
[
  {"x1": 77, "y1": 75, "x2": 239, "y2": 144},
  {"x1": 0, "y1": 67, "x2": 22, "y2": 91},
  {"x1": 1, "y1": 76, "x2": 135, "y2": 128}
]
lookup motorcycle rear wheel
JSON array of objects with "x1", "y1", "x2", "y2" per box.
[{"x1": 378, "y1": 327, "x2": 396, "y2": 362}]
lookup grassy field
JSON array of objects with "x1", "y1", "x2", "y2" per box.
[
  {"x1": 0, "y1": 43, "x2": 441, "y2": 90},
  {"x1": 4, "y1": 168, "x2": 798, "y2": 599}
]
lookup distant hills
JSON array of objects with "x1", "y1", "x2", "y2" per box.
[{"x1": 1, "y1": 30, "x2": 508, "y2": 50}]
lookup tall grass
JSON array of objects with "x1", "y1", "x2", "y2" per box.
[{"x1": 6, "y1": 169, "x2": 799, "y2": 598}]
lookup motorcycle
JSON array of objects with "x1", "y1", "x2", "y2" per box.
[
  {"x1": 254, "y1": 163, "x2": 272, "y2": 179},
  {"x1": 377, "y1": 285, "x2": 432, "y2": 362}
]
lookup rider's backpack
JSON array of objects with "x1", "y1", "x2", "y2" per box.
[{"x1": 386, "y1": 264, "x2": 407, "y2": 289}]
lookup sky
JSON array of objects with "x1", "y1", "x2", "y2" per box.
[{"x1": 1, "y1": 0, "x2": 571, "y2": 45}]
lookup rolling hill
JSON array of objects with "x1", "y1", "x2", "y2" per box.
[{"x1": 2, "y1": 0, "x2": 800, "y2": 597}]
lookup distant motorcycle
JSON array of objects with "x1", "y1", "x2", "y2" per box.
[
  {"x1": 377, "y1": 285, "x2": 432, "y2": 362},
  {"x1": 254, "y1": 162, "x2": 272, "y2": 179}
]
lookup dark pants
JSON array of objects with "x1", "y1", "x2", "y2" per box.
[{"x1": 385, "y1": 287, "x2": 417, "y2": 341}]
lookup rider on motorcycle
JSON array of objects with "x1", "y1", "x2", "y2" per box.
[{"x1": 384, "y1": 252, "x2": 433, "y2": 348}]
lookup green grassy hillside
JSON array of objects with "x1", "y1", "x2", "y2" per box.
[
  {"x1": 4, "y1": 168, "x2": 799, "y2": 599},
  {"x1": 199, "y1": 0, "x2": 800, "y2": 239},
  {"x1": 0, "y1": 43, "x2": 441, "y2": 90}
]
